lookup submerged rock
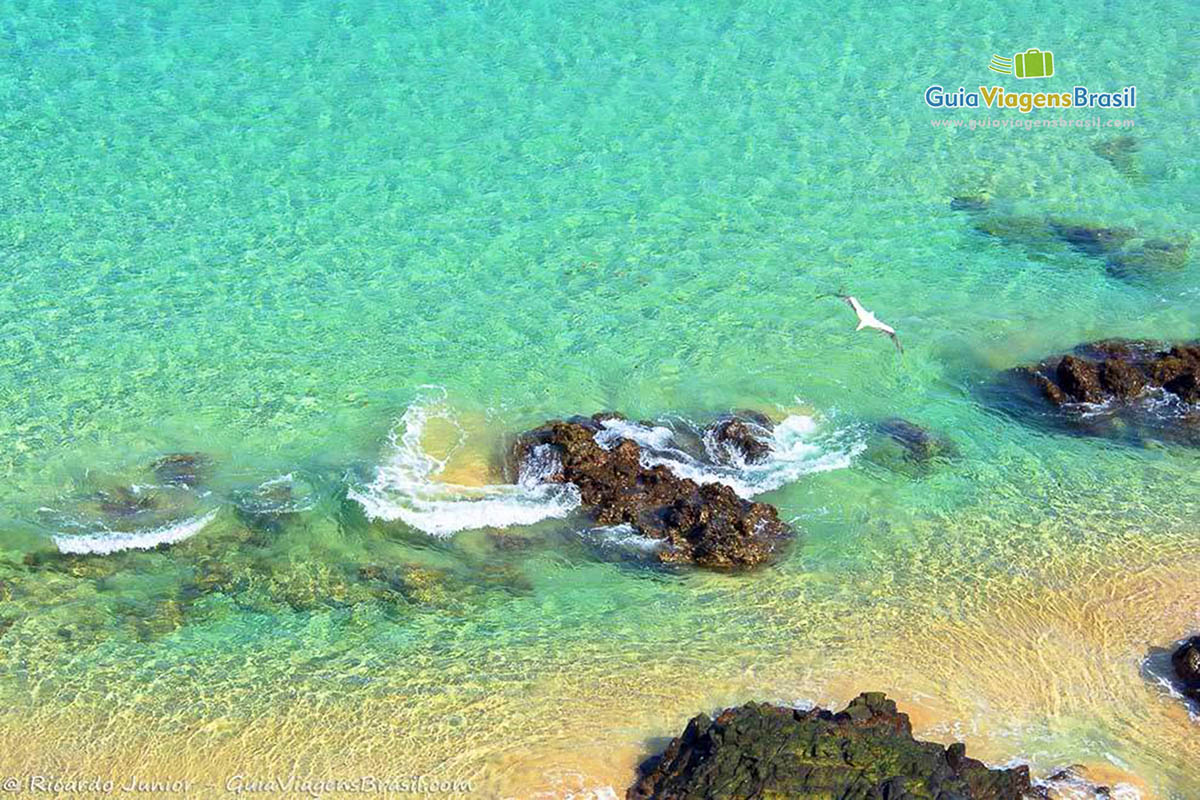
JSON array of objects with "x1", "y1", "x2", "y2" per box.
[
  {"x1": 1106, "y1": 236, "x2": 1191, "y2": 280},
  {"x1": 152, "y1": 452, "x2": 209, "y2": 488},
  {"x1": 95, "y1": 486, "x2": 159, "y2": 517},
  {"x1": 1091, "y1": 135, "x2": 1139, "y2": 178},
  {"x1": 704, "y1": 410, "x2": 774, "y2": 465},
  {"x1": 1047, "y1": 221, "x2": 1190, "y2": 281},
  {"x1": 628, "y1": 692, "x2": 1038, "y2": 800},
  {"x1": 486, "y1": 531, "x2": 540, "y2": 552},
  {"x1": 991, "y1": 339, "x2": 1200, "y2": 445},
  {"x1": 876, "y1": 417, "x2": 959, "y2": 462},
  {"x1": 231, "y1": 474, "x2": 317, "y2": 537},
  {"x1": 1171, "y1": 636, "x2": 1200, "y2": 704},
  {"x1": 510, "y1": 413, "x2": 791, "y2": 569},
  {"x1": 968, "y1": 210, "x2": 1190, "y2": 282},
  {"x1": 1049, "y1": 222, "x2": 1136, "y2": 258},
  {"x1": 1038, "y1": 766, "x2": 1117, "y2": 799},
  {"x1": 972, "y1": 215, "x2": 1059, "y2": 253},
  {"x1": 950, "y1": 194, "x2": 991, "y2": 213}
]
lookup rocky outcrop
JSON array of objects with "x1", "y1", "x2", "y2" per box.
[
  {"x1": 629, "y1": 692, "x2": 1039, "y2": 800},
  {"x1": 510, "y1": 414, "x2": 790, "y2": 569},
  {"x1": 1024, "y1": 340, "x2": 1199, "y2": 405},
  {"x1": 992, "y1": 339, "x2": 1200, "y2": 445},
  {"x1": 704, "y1": 410, "x2": 774, "y2": 465},
  {"x1": 1172, "y1": 636, "x2": 1200, "y2": 704}
]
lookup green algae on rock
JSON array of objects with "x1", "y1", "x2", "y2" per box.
[{"x1": 628, "y1": 692, "x2": 1038, "y2": 800}]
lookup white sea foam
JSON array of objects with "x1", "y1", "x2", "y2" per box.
[
  {"x1": 598, "y1": 412, "x2": 861, "y2": 499},
  {"x1": 595, "y1": 418, "x2": 676, "y2": 451},
  {"x1": 52, "y1": 509, "x2": 219, "y2": 555},
  {"x1": 582, "y1": 523, "x2": 664, "y2": 554},
  {"x1": 349, "y1": 389, "x2": 581, "y2": 537},
  {"x1": 234, "y1": 472, "x2": 317, "y2": 515},
  {"x1": 351, "y1": 393, "x2": 857, "y2": 536},
  {"x1": 1036, "y1": 771, "x2": 1141, "y2": 800}
]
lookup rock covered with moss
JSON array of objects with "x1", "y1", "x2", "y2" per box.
[
  {"x1": 629, "y1": 692, "x2": 1039, "y2": 800},
  {"x1": 633, "y1": 690, "x2": 1036, "y2": 796}
]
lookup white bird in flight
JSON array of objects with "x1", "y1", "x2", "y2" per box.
[{"x1": 822, "y1": 292, "x2": 903, "y2": 353}]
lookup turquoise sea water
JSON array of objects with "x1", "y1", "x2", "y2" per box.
[{"x1": 1, "y1": 0, "x2": 1199, "y2": 797}]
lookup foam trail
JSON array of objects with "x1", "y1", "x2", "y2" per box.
[
  {"x1": 53, "y1": 509, "x2": 219, "y2": 555},
  {"x1": 582, "y1": 523, "x2": 665, "y2": 554},
  {"x1": 598, "y1": 413, "x2": 862, "y2": 499},
  {"x1": 349, "y1": 391, "x2": 580, "y2": 537}
]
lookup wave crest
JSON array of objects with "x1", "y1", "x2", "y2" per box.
[
  {"x1": 52, "y1": 509, "x2": 219, "y2": 555},
  {"x1": 348, "y1": 390, "x2": 581, "y2": 537},
  {"x1": 598, "y1": 412, "x2": 860, "y2": 499}
]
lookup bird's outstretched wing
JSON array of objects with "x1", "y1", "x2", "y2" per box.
[{"x1": 818, "y1": 288, "x2": 904, "y2": 354}]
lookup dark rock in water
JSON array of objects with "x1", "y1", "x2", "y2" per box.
[
  {"x1": 231, "y1": 475, "x2": 315, "y2": 536},
  {"x1": 965, "y1": 206, "x2": 1188, "y2": 283},
  {"x1": 1049, "y1": 222, "x2": 1136, "y2": 258},
  {"x1": 1091, "y1": 135, "x2": 1139, "y2": 177},
  {"x1": 876, "y1": 417, "x2": 959, "y2": 462},
  {"x1": 992, "y1": 339, "x2": 1200, "y2": 446},
  {"x1": 21, "y1": 551, "x2": 123, "y2": 581},
  {"x1": 511, "y1": 413, "x2": 791, "y2": 569},
  {"x1": 1106, "y1": 236, "x2": 1191, "y2": 280},
  {"x1": 1054, "y1": 356, "x2": 1104, "y2": 405},
  {"x1": 1048, "y1": 222, "x2": 1191, "y2": 282},
  {"x1": 951, "y1": 194, "x2": 991, "y2": 213},
  {"x1": 628, "y1": 692, "x2": 1038, "y2": 800},
  {"x1": 704, "y1": 411, "x2": 774, "y2": 465},
  {"x1": 1165, "y1": 372, "x2": 1199, "y2": 403},
  {"x1": 1172, "y1": 636, "x2": 1200, "y2": 703},
  {"x1": 1040, "y1": 766, "x2": 1114, "y2": 798},
  {"x1": 1039, "y1": 341, "x2": 1200, "y2": 406},
  {"x1": 972, "y1": 216, "x2": 1059, "y2": 254},
  {"x1": 487, "y1": 531, "x2": 539, "y2": 552},
  {"x1": 152, "y1": 453, "x2": 209, "y2": 488},
  {"x1": 96, "y1": 486, "x2": 158, "y2": 518},
  {"x1": 1098, "y1": 358, "x2": 1145, "y2": 398}
]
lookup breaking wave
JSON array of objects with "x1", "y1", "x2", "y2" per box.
[
  {"x1": 52, "y1": 509, "x2": 219, "y2": 555},
  {"x1": 348, "y1": 389, "x2": 580, "y2": 537},
  {"x1": 596, "y1": 412, "x2": 861, "y2": 499}
]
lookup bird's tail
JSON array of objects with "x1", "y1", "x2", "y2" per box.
[{"x1": 855, "y1": 320, "x2": 867, "y2": 331}]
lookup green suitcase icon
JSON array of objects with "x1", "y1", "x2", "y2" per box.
[{"x1": 1014, "y1": 48, "x2": 1053, "y2": 79}]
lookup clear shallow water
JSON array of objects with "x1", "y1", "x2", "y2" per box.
[{"x1": 1, "y1": 0, "x2": 1198, "y2": 797}]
